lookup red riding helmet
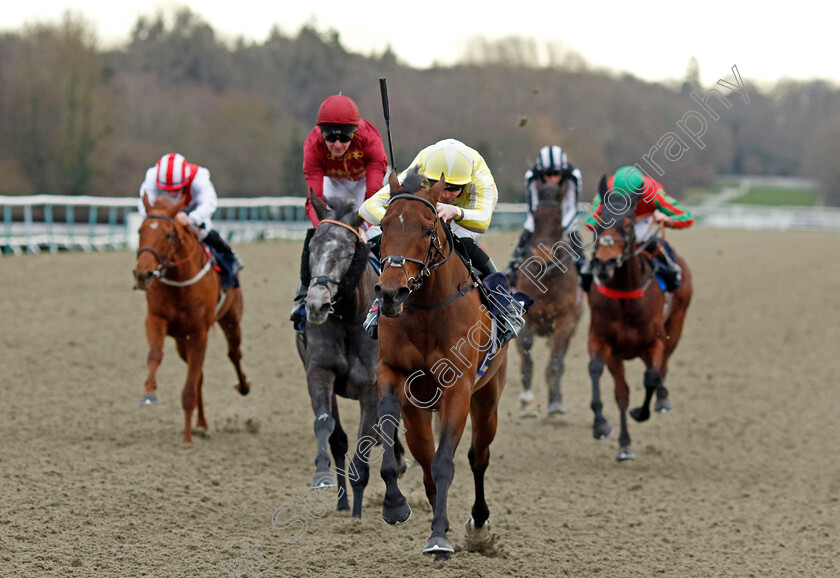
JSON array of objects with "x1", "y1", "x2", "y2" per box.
[
  {"x1": 156, "y1": 153, "x2": 196, "y2": 191},
  {"x1": 316, "y1": 95, "x2": 360, "y2": 126}
]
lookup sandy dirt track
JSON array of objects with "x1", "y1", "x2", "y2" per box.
[{"x1": 1, "y1": 228, "x2": 838, "y2": 577}]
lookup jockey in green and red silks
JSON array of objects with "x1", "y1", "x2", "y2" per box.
[{"x1": 583, "y1": 166, "x2": 693, "y2": 292}]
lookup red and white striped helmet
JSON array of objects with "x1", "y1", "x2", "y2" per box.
[{"x1": 155, "y1": 153, "x2": 195, "y2": 191}]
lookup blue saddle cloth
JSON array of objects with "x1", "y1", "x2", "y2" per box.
[{"x1": 206, "y1": 246, "x2": 240, "y2": 289}]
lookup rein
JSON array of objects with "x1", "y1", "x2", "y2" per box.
[{"x1": 136, "y1": 215, "x2": 210, "y2": 287}]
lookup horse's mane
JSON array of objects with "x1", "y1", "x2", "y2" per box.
[
  {"x1": 325, "y1": 198, "x2": 358, "y2": 222},
  {"x1": 391, "y1": 166, "x2": 425, "y2": 197}
]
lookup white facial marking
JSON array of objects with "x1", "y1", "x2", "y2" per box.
[{"x1": 150, "y1": 222, "x2": 159, "y2": 229}]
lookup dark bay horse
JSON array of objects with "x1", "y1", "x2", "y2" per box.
[
  {"x1": 374, "y1": 169, "x2": 509, "y2": 559},
  {"x1": 512, "y1": 181, "x2": 583, "y2": 417},
  {"x1": 295, "y1": 192, "x2": 404, "y2": 518},
  {"x1": 586, "y1": 177, "x2": 692, "y2": 460},
  {"x1": 133, "y1": 194, "x2": 250, "y2": 447}
]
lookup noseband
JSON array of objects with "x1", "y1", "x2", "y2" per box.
[{"x1": 380, "y1": 194, "x2": 452, "y2": 293}]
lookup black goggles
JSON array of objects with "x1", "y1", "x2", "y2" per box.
[
  {"x1": 429, "y1": 180, "x2": 464, "y2": 193},
  {"x1": 322, "y1": 129, "x2": 355, "y2": 143},
  {"x1": 543, "y1": 170, "x2": 563, "y2": 177}
]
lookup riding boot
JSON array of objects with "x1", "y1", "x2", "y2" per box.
[
  {"x1": 579, "y1": 259, "x2": 594, "y2": 292},
  {"x1": 503, "y1": 229, "x2": 533, "y2": 285},
  {"x1": 202, "y1": 229, "x2": 244, "y2": 275},
  {"x1": 459, "y1": 237, "x2": 530, "y2": 348},
  {"x1": 290, "y1": 283, "x2": 307, "y2": 331},
  {"x1": 648, "y1": 238, "x2": 682, "y2": 292},
  {"x1": 367, "y1": 233, "x2": 382, "y2": 263}
]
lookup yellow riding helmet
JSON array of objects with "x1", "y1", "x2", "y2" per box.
[{"x1": 421, "y1": 139, "x2": 474, "y2": 186}]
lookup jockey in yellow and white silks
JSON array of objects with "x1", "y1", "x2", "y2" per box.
[{"x1": 360, "y1": 138, "x2": 499, "y2": 277}]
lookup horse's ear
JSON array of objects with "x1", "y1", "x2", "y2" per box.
[
  {"x1": 388, "y1": 169, "x2": 400, "y2": 193},
  {"x1": 309, "y1": 188, "x2": 329, "y2": 221},
  {"x1": 429, "y1": 173, "x2": 445, "y2": 204},
  {"x1": 598, "y1": 174, "x2": 608, "y2": 197},
  {"x1": 142, "y1": 192, "x2": 152, "y2": 214},
  {"x1": 348, "y1": 210, "x2": 364, "y2": 230}
]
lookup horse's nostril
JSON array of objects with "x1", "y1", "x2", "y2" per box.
[
  {"x1": 395, "y1": 287, "x2": 410, "y2": 303},
  {"x1": 375, "y1": 285, "x2": 383, "y2": 300}
]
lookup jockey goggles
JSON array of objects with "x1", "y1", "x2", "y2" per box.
[
  {"x1": 428, "y1": 179, "x2": 465, "y2": 193},
  {"x1": 321, "y1": 126, "x2": 356, "y2": 143}
]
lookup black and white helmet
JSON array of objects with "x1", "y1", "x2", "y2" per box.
[{"x1": 534, "y1": 145, "x2": 568, "y2": 174}]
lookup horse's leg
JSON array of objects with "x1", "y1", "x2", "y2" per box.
[
  {"x1": 218, "y1": 293, "x2": 250, "y2": 396},
  {"x1": 657, "y1": 264, "x2": 692, "y2": 413},
  {"x1": 630, "y1": 340, "x2": 666, "y2": 424},
  {"x1": 348, "y1": 388, "x2": 379, "y2": 518},
  {"x1": 605, "y1": 355, "x2": 634, "y2": 461},
  {"x1": 376, "y1": 382, "x2": 412, "y2": 525},
  {"x1": 180, "y1": 330, "x2": 208, "y2": 447},
  {"x1": 546, "y1": 317, "x2": 576, "y2": 415},
  {"x1": 400, "y1": 401, "x2": 435, "y2": 509},
  {"x1": 423, "y1": 390, "x2": 471, "y2": 557},
  {"x1": 308, "y1": 366, "x2": 338, "y2": 489},
  {"x1": 588, "y1": 334, "x2": 612, "y2": 440},
  {"x1": 466, "y1": 367, "x2": 504, "y2": 542},
  {"x1": 327, "y1": 394, "x2": 350, "y2": 511},
  {"x1": 141, "y1": 316, "x2": 167, "y2": 405},
  {"x1": 515, "y1": 326, "x2": 537, "y2": 418}
]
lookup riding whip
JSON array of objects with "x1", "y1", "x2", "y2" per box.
[{"x1": 379, "y1": 78, "x2": 397, "y2": 172}]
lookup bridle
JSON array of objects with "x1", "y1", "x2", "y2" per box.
[
  {"x1": 307, "y1": 219, "x2": 370, "y2": 317},
  {"x1": 379, "y1": 194, "x2": 453, "y2": 293},
  {"x1": 136, "y1": 215, "x2": 211, "y2": 287}
]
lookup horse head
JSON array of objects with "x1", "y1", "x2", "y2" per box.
[
  {"x1": 133, "y1": 194, "x2": 187, "y2": 290},
  {"x1": 591, "y1": 174, "x2": 640, "y2": 285},
  {"x1": 532, "y1": 179, "x2": 569, "y2": 238},
  {"x1": 376, "y1": 167, "x2": 447, "y2": 317},
  {"x1": 305, "y1": 189, "x2": 369, "y2": 324}
]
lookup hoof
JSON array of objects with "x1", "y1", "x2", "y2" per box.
[
  {"x1": 139, "y1": 393, "x2": 157, "y2": 406},
  {"x1": 466, "y1": 517, "x2": 491, "y2": 534},
  {"x1": 382, "y1": 500, "x2": 412, "y2": 525},
  {"x1": 593, "y1": 421, "x2": 612, "y2": 440},
  {"x1": 181, "y1": 440, "x2": 194, "y2": 448},
  {"x1": 337, "y1": 499, "x2": 351, "y2": 512},
  {"x1": 519, "y1": 391, "x2": 537, "y2": 418},
  {"x1": 235, "y1": 381, "x2": 250, "y2": 396},
  {"x1": 616, "y1": 446, "x2": 636, "y2": 461},
  {"x1": 655, "y1": 398, "x2": 672, "y2": 413},
  {"x1": 547, "y1": 402, "x2": 566, "y2": 415},
  {"x1": 629, "y1": 406, "x2": 650, "y2": 422},
  {"x1": 311, "y1": 471, "x2": 336, "y2": 489},
  {"x1": 423, "y1": 536, "x2": 454, "y2": 554}
]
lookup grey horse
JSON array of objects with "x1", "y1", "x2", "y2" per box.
[{"x1": 295, "y1": 192, "x2": 404, "y2": 518}]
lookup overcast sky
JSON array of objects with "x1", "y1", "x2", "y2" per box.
[{"x1": 1, "y1": 0, "x2": 835, "y2": 87}]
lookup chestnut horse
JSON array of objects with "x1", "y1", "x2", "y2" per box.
[
  {"x1": 512, "y1": 180, "x2": 583, "y2": 417},
  {"x1": 133, "y1": 194, "x2": 250, "y2": 446},
  {"x1": 374, "y1": 169, "x2": 509, "y2": 559},
  {"x1": 586, "y1": 177, "x2": 692, "y2": 460},
  {"x1": 295, "y1": 191, "x2": 405, "y2": 518}
]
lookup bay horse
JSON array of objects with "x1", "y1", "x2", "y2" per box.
[
  {"x1": 586, "y1": 177, "x2": 692, "y2": 460},
  {"x1": 512, "y1": 180, "x2": 583, "y2": 417},
  {"x1": 133, "y1": 194, "x2": 250, "y2": 447},
  {"x1": 374, "y1": 168, "x2": 509, "y2": 559},
  {"x1": 295, "y1": 191, "x2": 404, "y2": 518}
]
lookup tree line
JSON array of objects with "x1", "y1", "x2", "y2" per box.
[{"x1": 1, "y1": 9, "x2": 838, "y2": 205}]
